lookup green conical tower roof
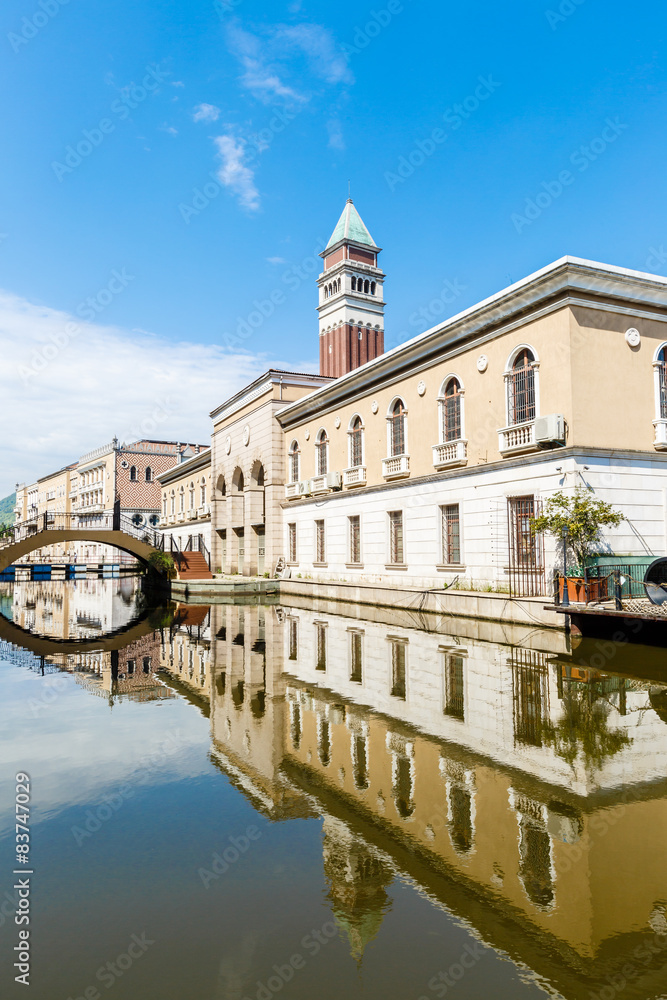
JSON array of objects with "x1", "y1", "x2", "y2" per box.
[{"x1": 325, "y1": 199, "x2": 376, "y2": 252}]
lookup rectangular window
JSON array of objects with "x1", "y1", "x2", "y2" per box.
[
  {"x1": 288, "y1": 523, "x2": 297, "y2": 563},
  {"x1": 349, "y1": 515, "x2": 361, "y2": 564},
  {"x1": 443, "y1": 653, "x2": 465, "y2": 720},
  {"x1": 288, "y1": 618, "x2": 298, "y2": 660},
  {"x1": 316, "y1": 624, "x2": 327, "y2": 671},
  {"x1": 127, "y1": 659, "x2": 135, "y2": 675},
  {"x1": 441, "y1": 504, "x2": 461, "y2": 564},
  {"x1": 391, "y1": 641, "x2": 407, "y2": 700},
  {"x1": 389, "y1": 511, "x2": 404, "y2": 564},
  {"x1": 350, "y1": 631, "x2": 363, "y2": 683},
  {"x1": 315, "y1": 520, "x2": 325, "y2": 563}
]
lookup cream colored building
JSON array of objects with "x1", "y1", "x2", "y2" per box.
[
  {"x1": 158, "y1": 447, "x2": 212, "y2": 560},
  {"x1": 277, "y1": 257, "x2": 667, "y2": 594},
  {"x1": 209, "y1": 370, "x2": 331, "y2": 576}
]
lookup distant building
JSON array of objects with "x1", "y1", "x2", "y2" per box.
[{"x1": 14, "y1": 437, "x2": 206, "y2": 566}]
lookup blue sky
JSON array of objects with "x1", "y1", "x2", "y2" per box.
[{"x1": 1, "y1": 0, "x2": 667, "y2": 494}]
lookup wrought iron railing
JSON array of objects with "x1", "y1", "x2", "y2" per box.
[{"x1": 0, "y1": 511, "x2": 164, "y2": 552}]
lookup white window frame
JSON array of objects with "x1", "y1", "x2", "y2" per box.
[{"x1": 438, "y1": 375, "x2": 465, "y2": 443}]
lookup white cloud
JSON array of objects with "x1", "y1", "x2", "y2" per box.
[
  {"x1": 214, "y1": 134, "x2": 260, "y2": 211},
  {"x1": 0, "y1": 290, "x2": 276, "y2": 497},
  {"x1": 266, "y1": 256, "x2": 287, "y2": 265},
  {"x1": 159, "y1": 123, "x2": 179, "y2": 136},
  {"x1": 226, "y1": 22, "x2": 307, "y2": 105},
  {"x1": 327, "y1": 117, "x2": 345, "y2": 150},
  {"x1": 275, "y1": 24, "x2": 353, "y2": 86},
  {"x1": 192, "y1": 102, "x2": 221, "y2": 123}
]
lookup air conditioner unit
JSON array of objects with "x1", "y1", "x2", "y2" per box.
[
  {"x1": 324, "y1": 471, "x2": 342, "y2": 490},
  {"x1": 535, "y1": 413, "x2": 565, "y2": 446},
  {"x1": 299, "y1": 480, "x2": 312, "y2": 496}
]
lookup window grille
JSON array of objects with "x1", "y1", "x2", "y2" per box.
[
  {"x1": 315, "y1": 520, "x2": 325, "y2": 563},
  {"x1": 389, "y1": 400, "x2": 406, "y2": 456},
  {"x1": 441, "y1": 504, "x2": 461, "y2": 564},
  {"x1": 440, "y1": 379, "x2": 462, "y2": 441},
  {"x1": 508, "y1": 350, "x2": 536, "y2": 425},
  {"x1": 389, "y1": 511, "x2": 404, "y2": 564},
  {"x1": 349, "y1": 515, "x2": 361, "y2": 563}
]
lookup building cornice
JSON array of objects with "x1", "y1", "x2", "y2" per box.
[
  {"x1": 277, "y1": 257, "x2": 667, "y2": 429},
  {"x1": 157, "y1": 448, "x2": 211, "y2": 486},
  {"x1": 280, "y1": 445, "x2": 667, "y2": 509},
  {"x1": 209, "y1": 369, "x2": 334, "y2": 424}
]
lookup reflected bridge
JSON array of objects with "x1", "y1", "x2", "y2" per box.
[
  {"x1": 0, "y1": 509, "x2": 165, "y2": 573},
  {"x1": 0, "y1": 609, "x2": 161, "y2": 656}
]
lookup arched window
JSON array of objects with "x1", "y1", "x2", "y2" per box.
[
  {"x1": 289, "y1": 441, "x2": 300, "y2": 484},
  {"x1": 508, "y1": 349, "x2": 536, "y2": 426},
  {"x1": 371, "y1": 281, "x2": 376, "y2": 295},
  {"x1": 351, "y1": 277, "x2": 356, "y2": 291},
  {"x1": 162, "y1": 494, "x2": 167, "y2": 516},
  {"x1": 189, "y1": 482, "x2": 195, "y2": 509},
  {"x1": 170, "y1": 490, "x2": 175, "y2": 515},
  {"x1": 145, "y1": 467, "x2": 152, "y2": 482},
  {"x1": 439, "y1": 377, "x2": 463, "y2": 442},
  {"x1": 388, "y1": 399, "x2": 406, "y2": 457},
  {"x1": 349, "y1": 416, "x2": 363, "y2": 468},
  {"x1": 216, "y1": 474, "x2": 226, "y2": 497},
  {"x1": 316, "y1": 430, "x2": 328, "y2": 476},
  {"x1": 200, "y1": 477, "x2": 207, "y2": 505},
  {"x1": 179, "y1": 487, "x2": 185, "y2": 512},
  {"x1": 656, "y1": 346, "x2": 667, "y2": 420},
  {"x1": 129, "y1": 466, "x2": 137, "y2": 481},
  {"x1": 364, "y1": 280, "x2": 370, "y2": 294}
]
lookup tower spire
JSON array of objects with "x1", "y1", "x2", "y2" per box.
[{"x1": 317, "y1": 200, "x2": 385, "y2": 379}]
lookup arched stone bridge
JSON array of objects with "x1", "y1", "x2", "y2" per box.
[{"x1": 0, "y1": 510, "x2": 164, "y2": 573}]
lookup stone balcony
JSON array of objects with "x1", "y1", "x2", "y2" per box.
[
  {"x1": 343, "y1": 466, "x2": 367, "y2": 487},
  {"x1": 432, "y1": 439, "x2": 468, "y2": 469},
  {"x1": 382, "y1": 454, "x2": 410, "y2": 480},
  {"x1": 497, "y1": 420, "x2": 537, "y2": 456}
]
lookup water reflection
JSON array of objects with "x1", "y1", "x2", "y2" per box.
[{"x1": 3, "y1": 585, "x2": 667, "y2": 999}]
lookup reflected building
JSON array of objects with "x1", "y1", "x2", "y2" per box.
[{"x1": 10, "y1": 584, "x2": 667, "y2": 998}]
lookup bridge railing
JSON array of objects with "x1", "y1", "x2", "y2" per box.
[{"x1": 0, "y1": 512, "x2": 164, "y2": 552}]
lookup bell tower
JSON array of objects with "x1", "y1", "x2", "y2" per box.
[{"x1": 318, "y1": 199, "x2": 385, "y2": 378}]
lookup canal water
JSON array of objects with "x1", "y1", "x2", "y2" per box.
[{"x1": 1, "y1": 578, "x2": 667, "y2": 1000}]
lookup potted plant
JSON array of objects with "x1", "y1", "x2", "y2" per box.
[{"x1": 531, "y1": 488, "x2": 623, "y2": 602}]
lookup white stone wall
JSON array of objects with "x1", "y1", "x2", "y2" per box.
[{"x1": 282, "y1": 452, "x2": 667, "y2": 590}]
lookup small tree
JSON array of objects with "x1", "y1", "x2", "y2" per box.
[
  {"x1": 147, "y1": 550, "x2": 177, "y2": 579},
  {"x1": 531, "y1": 488, "x2": 623, "y2": 570}
]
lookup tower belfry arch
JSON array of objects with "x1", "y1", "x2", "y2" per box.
[{"x1": 317, "y1": 199, "x2": 385, "y2": 378}]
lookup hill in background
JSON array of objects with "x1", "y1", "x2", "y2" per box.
[{"x1": 0, "y1": 493, "x2": 16, "y2": 526}]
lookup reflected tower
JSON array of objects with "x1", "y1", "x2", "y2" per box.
[{"x1": 321, "y1": 815, "x2": 393, "y2": 964}]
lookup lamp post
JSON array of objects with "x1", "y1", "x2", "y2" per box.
[{"x1": 561, "y1": 525, "x2": 570, "y2": 607}]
